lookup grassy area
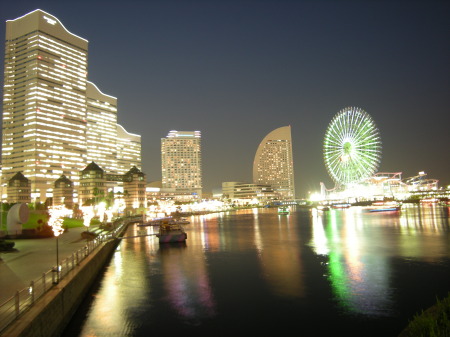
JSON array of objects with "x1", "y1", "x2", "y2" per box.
[
  {"x1": 399, "y1": 292, "x2": 450, "y2": 337},
  {"x1": 1, "y1": 211, "x2": 99, "y2": 230}
]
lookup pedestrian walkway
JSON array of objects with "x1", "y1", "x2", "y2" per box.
[{"x1": 0, "y1": 227, "x2": 91, "y2": 304}]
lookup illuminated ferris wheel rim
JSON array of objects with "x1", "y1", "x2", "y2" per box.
[{"x1": 323, "y1": 107, "x2": 382, "y2": 185}]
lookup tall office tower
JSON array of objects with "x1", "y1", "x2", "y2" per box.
[
  {"x1": 86, "y1": 81, "x2": 119, "y2": 173},
  {"x1": 2, "y1": 10, "x2": 143, "y2": 203},
  {"x1": 253, "y1": 126, "x2": 295, "y2": 200},
  {"x1": 116, "y1": 125, "x2": 142, "y2": 174},
  {"x1": 2, "y1": 10, "x2": 88, "y2": 201},
  {"x1": 161, "y1": 130, "x2": 202, "y2": 198}
]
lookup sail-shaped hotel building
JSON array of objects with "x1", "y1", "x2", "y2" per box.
[{"x1": 253, "y1": 126, "x2": 295, "y2": 200}]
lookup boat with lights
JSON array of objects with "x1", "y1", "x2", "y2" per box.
[
  {"x1": 156, "y1": 219, "x2": 187, "y2": 243},
  {"x1": 367, "y1": 201, "x2": 401, "y2": 213},
  {"x1": 174, "y1": 217, "x2": 190, "y2": 225},
  {"x1": 331, "y1": 203, "x2": 351, "y2": 209},
  {"x1": 278, "y1": 206, "x2": 290, "y2": 214}
]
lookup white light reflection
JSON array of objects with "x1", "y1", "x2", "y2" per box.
[
  {"x1": 310, "y1": 208, "x2": 329, "y2": 255},
  {"x1": 252, "y1": 208, "x2": 263, "y2": 253}
]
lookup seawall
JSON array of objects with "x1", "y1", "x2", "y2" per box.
[{"x1": 1, "y1": 238, "x2": 120, "y2": 337}]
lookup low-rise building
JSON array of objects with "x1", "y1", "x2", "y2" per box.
[
  {"x1": 7, "y1": 172, "x2": 31, "y2": 204},
  {"x1": 222, "y1": 182, "x2": 279, "y2": 204},
  {"x1": 123, "y1": 166, "x2": 147, "y2": 210},
  {"x1": 78, "y1": 162, "x2": 107, "y2": 206},
  {"x1": 53, "y1": 175, "x2": 74, "y2": 208}
]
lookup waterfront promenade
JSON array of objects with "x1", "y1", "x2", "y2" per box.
[{"x1": 0, "y1": 227, "x2": 89, "y2": 304}]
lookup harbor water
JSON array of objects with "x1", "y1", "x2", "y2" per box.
[{"x1": 63, "y1": 204, "x2": 450, "y2": 336}]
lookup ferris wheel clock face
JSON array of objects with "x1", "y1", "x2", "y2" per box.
[{"x1": 323, "y1": 107, "x2": 382, "y2": 186}]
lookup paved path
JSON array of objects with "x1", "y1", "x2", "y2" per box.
[{"x1": 0, "y1": 227, "x2": 90, "y2": 304}]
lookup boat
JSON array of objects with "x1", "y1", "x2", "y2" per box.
[
  {"x1": 366, "y1": 201, "x2": 401, "y2": 213},
  {"x1": 420, "y1": 198, "x2": 439, "y2": 204},
  {"x1": 156, "y1": 220, "x2": 187, "y2": 243},
  {"x1": 278, "y1": 206, "x2": 290, "y2": 214},
  {"x1": 331, "y1": 203, "x2": 351, "y2": 209},
  {"x1": 138, "y1": 217, "x2": 169, "y2": 227},
  {"x1": 174, "y1": 217, "x2": 190, "y2": 225}
]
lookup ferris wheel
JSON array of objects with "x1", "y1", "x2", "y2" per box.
[{"x1": 323, "y1": 107, "x2": 382, "y2": 186}]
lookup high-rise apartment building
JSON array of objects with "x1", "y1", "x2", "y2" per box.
[
  {"x1": 253, "y1": 126, "x2": 295, "y2": 200},
  {"x1": 1, "y1": 9, "x2": 141, "y2": 202},
  {"x1": 161, "y1": 130, "x2": 202, "y2": 198}
]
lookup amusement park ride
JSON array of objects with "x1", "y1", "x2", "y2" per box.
[{"x1": 319, "y1": 107, "x2": 441, "y2": 201}]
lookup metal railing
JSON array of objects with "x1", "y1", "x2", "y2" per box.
[{"x1": 0, "y1": 222, "x2": 126, "y2": 333}]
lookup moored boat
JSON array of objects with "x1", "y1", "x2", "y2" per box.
[
  {"x1": 156, "y1": 220, "x2": 187, "y2": 243},
  {"x1": 174, "y1": 217, "x2": 190, "y2": 225},
  {"x1": 331, "y1": 203, "x2": 351, "y2": 209},
  {"x1": 138, "y1": 217, "x2": 171, "y2": 226},
  {"x1": 366, "y1": 201, "x2": 401, "y2": 213},
  {"x1": 278, "y1": 206, "x2": 290, "y2": 214}
]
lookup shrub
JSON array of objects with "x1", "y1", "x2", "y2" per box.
[
  {"x1": 0, "y1": 240, "x2": 15, "y2": 251},
  {"x1": 401, "y1": 293, "x2": 450, "y2": 337}
]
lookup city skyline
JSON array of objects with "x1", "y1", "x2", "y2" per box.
[{"x1": 1, "y1": 1, "x2": 449, "y2": 198}]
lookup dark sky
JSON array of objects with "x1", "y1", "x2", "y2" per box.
[{"x1": 1, "y1": 0, "x2": 449, "y2": 198}]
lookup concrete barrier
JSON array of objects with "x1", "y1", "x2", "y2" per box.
[{"x1": 1, "y1": 238, "x2": 119, "y2": 337}]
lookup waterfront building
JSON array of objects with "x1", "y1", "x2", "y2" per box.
[
  {"x1": 7, "y1": 172, "x2": 31, "y2": 204},
  {"x1": 222, "y1": 182, "x2": 279, "y2": 204},
  {"x1": 1, "y1": 10, "x2": 142, "y2": 203},
  {"x1": 53, "y1": 175, "x2": 74, "y2": 208},
  {"x1": 161, "y1": 130, "x2": 202, "y2": 199},
  {"x1": 145, "y1": 181, "x2": 200, "y2": 203},
  {"x1": 253, "y1": 126, "x2": 295, "y2": 200}
]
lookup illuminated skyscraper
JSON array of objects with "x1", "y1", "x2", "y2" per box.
[
  {"x1": 87, "y1": 82, "x2": 141, "y2": 175},
  {"x1": 2, "y1": 10, "x2": 88, "y2": 201},
  {"x1": 161, "y1": 130, "x2": 202, "y2": 198},
  {"x1": 116, "y1": 124, "x2": 142, "y2": 174},
  {"x1": 86, "y1": 81, "x2": 118, "y2": 173},
  {"x1": 253, "y1": 126, "x2": 295, "y2": 200},
  {"x1": 1, "y1": 10, "x2": 141, "y2": 202}
]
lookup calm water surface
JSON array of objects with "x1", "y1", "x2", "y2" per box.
[{"x1": 64, "y1": 204, "x2": 450, "y2": 337}]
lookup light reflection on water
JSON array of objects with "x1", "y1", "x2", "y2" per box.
[{"x1": 64, "y1": 205, "x2": 450, "y2": 337}]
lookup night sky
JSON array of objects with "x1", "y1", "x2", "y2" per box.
[{"x1": 1, "y1": 0, "x2": 449, "y2": 198}]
